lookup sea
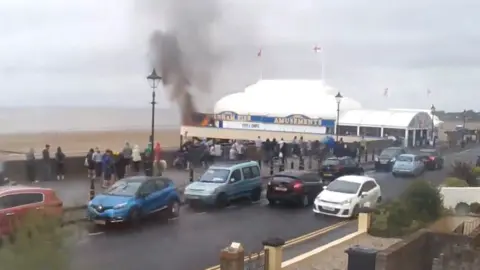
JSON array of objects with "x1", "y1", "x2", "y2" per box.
[{"x1": 0, "y1": 107, "x2": 181, "y2": 134}]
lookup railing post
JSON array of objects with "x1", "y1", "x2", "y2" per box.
[
  {"x1": 299, "y1": 156, "x2": 305, "y2": 170},
  {"x1": 371, "y1": 149, "x2": 375, "y2": 162},
  {"x1": 270, "y1": 159, "x2": 274, "y2": 176},
  {"x1": 364, "y1": 149, "x2": 368, "y2": 163},
  {"x1": 219, "y1": 242, "x2": 245, "y2": 270},
  {"x1": 358, "y1": 207, "x2": 374, "y2": 233},
  {"x1": 189, "y1": 167, "x2": 194, "y2": 183},
  {"x1": 262, "y1": 238, "x2": 285, "y2": 270}
]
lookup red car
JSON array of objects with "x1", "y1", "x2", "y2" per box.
[{"x1": 0, "y1": 186, "x2": 63, "y2": 236}]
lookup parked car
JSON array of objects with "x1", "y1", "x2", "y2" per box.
[
  {"x1": 374, "y1": 147, "x2": 406, "y2": 171},
  {"x1": 320, "y1": 156, "x2": 364, "y2": 182},
  {"x1": 0, "y1": 186, "x2": 64, "y2": 236},
  {"x1": 87, "y1": 176, "x2": 181, "y2": 226},
  {"x1": 313, "y1": 175, "x2": 382, "y2": 218},
  {"x1": 184, "y1": 161, "x2": 263, "y2": 208},
  {"x1": 266, "y1": 170, "x2": 323, "y2": 207},
  {"x1": 418, "y1": 148, "x2": 444, "y2": 170},
  {"x1": 392, "y1": 154, "x2": 425, "y2": 177}
]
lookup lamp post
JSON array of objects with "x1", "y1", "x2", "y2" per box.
[
  {"x1": 335, "y1": 92, "x2": 343, "y2": 141},
  {"x1": 146, "y1": 68, "x2": 162, "y2": 159},
  {"x1": 430, "y1": 104, "x2": 436, "y2": 147},
  {"x1": 463, "y1": 109, "x2": 467, "y2": 129}
]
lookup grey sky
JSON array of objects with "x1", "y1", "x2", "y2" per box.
[{"x1": 0, "y1": 0, "x2": 479, "y2": 111}]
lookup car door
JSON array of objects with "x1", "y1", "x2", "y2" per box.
[
  {"x1": 152, "y1": 178, "x2": 171, "y2": 211},
  {"x1": 358, "y1": 182, "x2": 374, "y2": 207},
  {"x1": 343, "y1": 158, "x2": 356, "y2": 174},
  {"x1": 138, "y1": 180, "x2": 159, "y2": 214},
  {"x1": 226, "y1": 169, "x2": 244, "y2": 199},
  {"x1": 0, "y1": 193, "x2": 43, "y2": 234},
  {"x1": 241, "y1": 166, "x2": 256, "y2": 194},
  {"x1": 361, "y1": 181, "x2": 378, "y2": 207},
  {"x1": 0, "y1": 195, "x2": 13, "y2": 235}
]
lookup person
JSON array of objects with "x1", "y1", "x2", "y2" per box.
[
  {"x1": 26, "y1": 148, "x2": 37, "y2": 183},
  {"x1": 102, "y1": 150, "x2": 115, "y2": 188},
  {"x1": 115, "y1": 152, "x2": 126, "y2": 180},
  {"x1": 229, "y1": 142, "x2": 237, "y2": 160},
  {"x1": 55, "y1": 147, "x2": 66, "y2": 180},
  {"x1": 132, "y1": 145, "x2": 142, "y2": 173},
  {"x1": 279, "y1": 139, "x2": 287, "y2": 164},
  {"x1": 154, "y1": 142, "x2": 162, "y2": 176},
  {"x1": 122, "y1": 142, "x2": 133, "y2": 175},
  {"x1": 85, "y1": 148, "x2": 95, "y2": 179},
  {"x1": 42, "y1": 144, "x2": 51, "y2": 181},
  {"x1": 92, "y1": 147, "x2": 103, "y2": 179}
]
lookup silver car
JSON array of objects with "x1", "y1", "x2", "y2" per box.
[{"x1": 392, "y1": 154, "x2": 425, "y2": 177}]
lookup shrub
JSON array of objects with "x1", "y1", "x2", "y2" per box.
[
  {"x1": 470, "y1": 202, "x2": 480, "y2": 214},
  {"x1": 402, "y1": 180, "x2": 443, "y2": 223},
  {"x1": 450, "y1": 161, "x2": 477, "y2": 186},
  {"x1": 0, "y1": 211, "x2": 73, "y2": 270},
  {"x1": 443, "y1": 177, "x2": 469, "y2": 187},
  {"x1": 472, "y1": 167, "x2": 480, "y2": 178},
  {"x1": 455, "y1": 202, "x2": 470, "y2": 215}
]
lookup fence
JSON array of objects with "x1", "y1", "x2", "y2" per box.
[{"x1": 245, "y1": 249, "x2": 269, "y2": 270}]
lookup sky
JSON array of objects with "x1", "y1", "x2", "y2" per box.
[{"x1": 0, "y1": 0, "x2": 479, "y2": 112}]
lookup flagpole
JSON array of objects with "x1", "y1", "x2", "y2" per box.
[
  {"x1": 257, "y1": 48, "x2": 263, "y2": 81},
  {"x1": 321, "y1": 49, "x2": 325, "y2": 82}
]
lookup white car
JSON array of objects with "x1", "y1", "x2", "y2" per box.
[{"x1": 313, "y1": 175, "x2": 382, "y2": 218}]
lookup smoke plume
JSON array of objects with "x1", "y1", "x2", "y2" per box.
[{"x1": 147, "y1": 0, "x2": 222, "y2": 125}]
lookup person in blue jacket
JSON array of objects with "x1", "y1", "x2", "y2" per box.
[{"x1": 102, "y1": 149, "x2": 115, "y2": 188}]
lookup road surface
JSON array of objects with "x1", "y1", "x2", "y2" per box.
[{"x1": 67, "y1": 146, "x2": 479, "y2": 270}]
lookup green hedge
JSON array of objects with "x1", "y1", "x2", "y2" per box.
[{"x1": 369, "y1": 180, "x2": 443, "y2": 238}]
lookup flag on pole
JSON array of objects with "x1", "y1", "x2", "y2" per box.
[
  {"x1": 427, "y1": 89, "x2": 431, "y2": 96},
  {"x1": 257, "y1": 48, "x2": 263, "y2": 80},
  {"x1": 257, "y1": 48, "x2": 262, "y2": 57},
  {"x1": 383, "y1": 88, "x2": 389, "y2": 97},
  {"x1": 313, "y1": 45, "x2": 321, "y2": 53}
]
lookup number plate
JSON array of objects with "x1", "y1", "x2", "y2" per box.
[
  {"x1": 93, "y1": 220, "x2": 106, "y2": 225},
  {"x1": 275, "y1": 187, "x2": 287, "y2": 192},
  {"x1": 380, "y1": 160, "x2": 388, "y2": 164},
  {"x1": 323, "y1": 173, "x2": 332, "y2": 177},
  {"x1": 322, "y1": 206, "x2": 335, "y2": 211}
]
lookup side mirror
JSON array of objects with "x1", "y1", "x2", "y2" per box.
[
  {"x1": 360, "y1": 191, "x2": 367, "y2": 197},
  {"x1": 229, "y1": 178, "x2": 236, "y2": 183},
  {"x1": 322, "y1": 185, "x2": 327, "y2": 190}
]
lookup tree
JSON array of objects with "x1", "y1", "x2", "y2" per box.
[
  {"x1": 402, "y1": 180, "x2": 443, "y2": 223},
  {"x1": 0, "y1": 211, "x2": 74, "y2": 270},
  {"x1": 443, "y1": 177, "x2": 469, "y2": 187}
]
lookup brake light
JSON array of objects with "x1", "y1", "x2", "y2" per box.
[
  {"x1": 429, "y1": 156, "x2": 435, "y2": 161},
  {"x1": 292, "y1": 181, "x2": 303, "y2": 191}
]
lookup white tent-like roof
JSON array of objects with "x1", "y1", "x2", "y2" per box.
[
  {"x1": 389, "y1": 108, "x2": 443, "y2": 127},
  {"x1": 339, "y1": 109, "x2": 433, "y2": 129},
  {"x1": 214, "y1": 80, "x2": 362, "y2": 119}
]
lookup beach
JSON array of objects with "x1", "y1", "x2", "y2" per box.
[{"x1": 0, "y1": 129, "x2": 180, "y2": 157}]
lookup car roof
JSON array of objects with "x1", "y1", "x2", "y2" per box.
[
  {"x1": 398, "y1": 154, "x2": 416, "y2": 157},
  {"x1": 325, "y1": 156, "x2": 351, "y2": 160},
  {"x1": 335, "y1": 175, "x2": 375, "y2": 184},
  {"x1": 0, "y1": 185, "x2": 52, "y2": 196},
  {"x1": 210, "y1": 160, "x2": 258, "y2": 169}
]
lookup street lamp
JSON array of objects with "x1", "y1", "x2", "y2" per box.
[
  {"x1": 463, "y1": 109, "x2": 467, "y2": 129},
  {"x1": 430, "y1": 104, "x2": 436, "y2": 147},
  {"x1": 146, "y1": 68, "x2": 162, "y2": 159},
  {"x1": 335, "y1": 92, "x2": 343, "y2": 141}
]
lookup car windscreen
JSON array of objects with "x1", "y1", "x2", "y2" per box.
[
  {"x1": 380, "y1": 149, "x2": 400, "y2": 157},
  {"x1": 199, "y1": 169, "x2": 230, "y2": 183},
  {"x1": 322, "y1": 159, "x2": 339, "y2": 166},
  {"x1": 325, "y1": 180, "x2": 361, "y2": 194},
  {"x1": 104, "y1": 181, "x2": 142, "y2": 196},
  {"x1": 397, "y1": 156, "x2": 413, "y2": 162}
]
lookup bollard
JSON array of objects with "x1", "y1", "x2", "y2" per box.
[
  {"x1": 290, "y1": 160, "x2": 294, "y2": 170},
  {"x1": 357, "y1": 153, "x2": 361, "y2": 164},
  {"x1": 189, "y1": 167, "x2": 194, "y2": 183},
  {"x1": 317, "y1": 158, "x2": 322, "y2": 176},
  {"x1": 364, "y1": 150, "x2": 368, "y2": 163},
  {"x1": 299, "y1": 157, "x2": 305, "y2": 170},
  {"x1": 371, "y1": 149, "x2": 375, "y2": 162},
  {"x1": 308, "y1": 156, "x2": 312, "y2": 170},
  {"x1": 258, "y1": 159, "x2": 262, "y2": 170},
  {"x1": 270, "y1": 159, "x2": 274, "y2": 176},
  {"x1": 89, "y1": 178, "x2": 95, "y2": 201}
]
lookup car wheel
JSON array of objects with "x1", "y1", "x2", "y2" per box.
[
  {"x1": 167, "y1": 200, "x2": 180, "y2": 218},
  {"x1": 215, "y1": 193, "x2": 229, "y2": 208},
  {"x1": 377, "y1": 196, "x2": 382, "y2": 203},
  {"x1": 128, "y1": 208, "x2": 141, "y2": 227},
  {"x1": 300, "y1": 194, "x2": 309, "y2": 207},
  {"x1": 250, "y1": 187, "x2": 262, "y2": 202},
  {"x1": 350, "y1": 204, "x2": 360, "y2": 219}
]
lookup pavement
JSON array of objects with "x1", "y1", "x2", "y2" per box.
[
  {"x1": 62, "y1": 145, "x2": 480, "y2": 270},
  {"x1": 29, "y1": 156, "x2": 376, "y2": 207}
]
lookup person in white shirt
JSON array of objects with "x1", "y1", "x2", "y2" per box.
[{"x1": 229, "y1": 145, "x2": 237, "y2": 160}]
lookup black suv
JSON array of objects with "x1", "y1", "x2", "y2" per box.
[
  {"x1": 374, "y1": 147, "x2": 406, "y2": 172},
  {"x1": 320, "y1": 156, "x2": 364, "y2": 182}
]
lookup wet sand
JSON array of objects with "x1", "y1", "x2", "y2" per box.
[{"x1": 0, "y1": 129, "x2": 180, "y2": 156}]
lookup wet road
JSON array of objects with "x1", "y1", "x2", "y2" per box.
[{"x1": 70, "y1": 147, "x2": 479, "y2": 270}]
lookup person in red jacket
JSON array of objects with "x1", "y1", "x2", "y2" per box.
[{"x1": 154, "y1": 142, "x2": 162, "y2": 176}]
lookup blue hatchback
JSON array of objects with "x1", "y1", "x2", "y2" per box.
[{"x1": 87, "y1": 176, "x2": 181, "y2": 225}]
